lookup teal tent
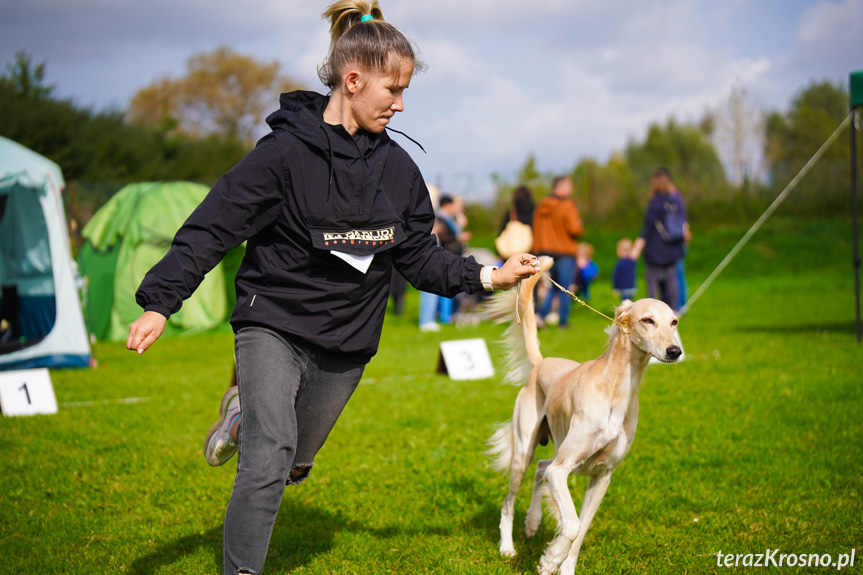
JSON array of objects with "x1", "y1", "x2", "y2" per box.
[
  {"x1": 77, "y1": 182, "x2": 243, "y2": 341},
  {"x1": 0, "y1": 136, "x2": 91, "y2": 370}
]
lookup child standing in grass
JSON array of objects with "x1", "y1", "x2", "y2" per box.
[
  {"x1": 125, "y1": 2, "x2": 538, "y2": 573},
  {"x1": 612, "y1": 238, "x2": 637, "y2": 302},
  {"x1": 572, "y1": 242, "x2": 599, "y2": 300}
]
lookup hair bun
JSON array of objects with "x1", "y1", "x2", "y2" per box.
[
  {"x1": 318, "y1": 0, "x2": 425, "y2": 90},
  {"x1": 322, "y1": 0, "x2": 385, "y2": 47}
]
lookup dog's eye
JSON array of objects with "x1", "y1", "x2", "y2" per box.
[
  {"x1": 641, "y1": 318, "x2": 654, "y2": 325},
  {"x1": 671, "y1": 319, "x2": 678, "y2": 327}
]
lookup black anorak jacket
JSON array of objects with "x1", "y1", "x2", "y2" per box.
[{"x1": 136, "y1": 91, "x2": 483, "y2": 362}]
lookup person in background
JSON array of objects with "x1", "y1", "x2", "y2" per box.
[
  {"x1": 499, "y1": 184, "x2": 535, "y2": 232},
  {"x1": 418, "y1": 184, "x2": 443, "y2": 332},
  {"x1": 495, "y1": 185, "x2": 535, "y2": 265},
  {"x1": 451, "y1": 196, "x2": 470, "y2": 243},
  {"x1": 572, "y1": 242, "x2": 599, "y2": 301},
  {"x1": 612, "y1": 237, "x2": 637, "y2": 302},
  {"x1": 436, "y1": 195, "x2": 469, "y2": 256},
  {"x1": 126, "y1": 2, "x2": 540, "y2": 573},
  {"x1": 434, "y1": 195, "x2": 469, "y2": 324},
  {"x1": 630, "y1": 168, "x2": 688, "y2": 310},
  {"x1": 532, "y1": 175, "x2": 584, "y2": 328},
  {"x1": 661, "y1": 169, "x2": 691, "y2": 310}
]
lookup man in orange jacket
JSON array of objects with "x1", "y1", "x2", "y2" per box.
[{"x1": 532, "y1": 175, "x2": 584, "y2": 327}]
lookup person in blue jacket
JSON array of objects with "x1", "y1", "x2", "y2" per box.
[
  {"x1": 125, "y1": 2, "x2": 538, "y2": 573},
  {"x1": 572, "y1": 242, "x2": 599, "y2": 301}
]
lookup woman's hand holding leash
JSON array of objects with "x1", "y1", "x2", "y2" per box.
[
  {"x1": 492, "y1": 253, "x2": 541, "y2": 291},
  {"x1": 127, "y1": 310, "x2": 167, "y2": 355}
]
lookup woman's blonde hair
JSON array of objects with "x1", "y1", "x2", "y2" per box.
[{"x1": 318, "y1": 0, "x2": 425, "y2": 90}]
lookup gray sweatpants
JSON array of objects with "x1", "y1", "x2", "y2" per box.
[
  {"x1": 645, "y1": 263, "x2": 680, "y2": 311},
  {"x1": 223, "y1": 326, "x2": 364, "y2": 575}
]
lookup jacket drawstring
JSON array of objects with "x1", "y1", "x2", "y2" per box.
[{"x1": 386, "y1": 127, "x2": 426, "y2": 154}]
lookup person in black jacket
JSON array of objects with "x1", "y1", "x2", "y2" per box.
[
  {"x1": 630, "y1": 168, "x2": 689, "y2": 310},
  {"x1": 125, "y1": 1, "x2": 538, "y2": 573}
]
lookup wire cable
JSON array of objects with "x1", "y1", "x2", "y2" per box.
[{"x1": 679, "y1": 111, "x2": 854, "y2": 317}]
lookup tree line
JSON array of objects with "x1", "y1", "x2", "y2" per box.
[
  {"x1": 0, "y1": 50, "x2": 287, "y2": 235},
  {"x1": 494, "y1": 80, "x2": 860, "y2": 229},
  {"x1": 1, "y1": 49, "x2": 859, "y2": 244}
]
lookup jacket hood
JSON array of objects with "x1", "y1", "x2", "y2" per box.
[
  {"x1": 265, "y1": 90, "x2": 388, "y2": 159},
  {"x1": 265, "y1": 90, "x2": 406, "y2": 253}
]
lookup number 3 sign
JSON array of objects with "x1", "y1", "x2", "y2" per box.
[
  {"x1": 0, "y1": 368, "x2": 58, "y2": 417},
  {"x1": 437, "y1": 338, "x2": 495, "y2": 381}
]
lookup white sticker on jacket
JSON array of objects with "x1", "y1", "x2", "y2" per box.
[{"x1": 330, "y1": 251, "x2": 374, "y2": 274}]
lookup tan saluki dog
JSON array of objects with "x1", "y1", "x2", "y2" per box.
[{"x1": 486, "y1": 257, "x2": 682, "y2": 575}]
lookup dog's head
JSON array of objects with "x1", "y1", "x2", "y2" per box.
[{"x1": 615, "y1": 298, "x2": 682, "y2": 363}]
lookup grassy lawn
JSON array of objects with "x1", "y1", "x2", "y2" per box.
[{"x1": 2, "y1": 217, "x2": 861, "y2": 574}]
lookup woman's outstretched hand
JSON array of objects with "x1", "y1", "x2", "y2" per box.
[
  {"x1": 127, "y1": 311, "x2": 167, "y2": 355},
  {"x1": 492, "y1": 253, "x2": 541, "y2": 291}
]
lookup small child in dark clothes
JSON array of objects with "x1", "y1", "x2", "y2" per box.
[{"x1": 612, "y1": 238, "x2": 637, "y2": 302}]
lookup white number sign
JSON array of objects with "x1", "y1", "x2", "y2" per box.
[
  {"x1": 438, "y1": 338, "x2": 495, "y2": 381},
  {"x1": 0, "y1": 368, "x2": 58, "y2": 416}
]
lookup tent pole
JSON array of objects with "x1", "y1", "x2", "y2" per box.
[{"x1": 852, "y1": 106, "x2": 861, "y2": 344}]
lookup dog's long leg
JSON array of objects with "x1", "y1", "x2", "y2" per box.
[
  {"x1": 538, "y1": 423, "x2": 613, "y2": 575},
  {"x1": 558, "y1": 471, "x2": 613, "y2": 575},
  {"x1": 537, "y1": 458, "x2": 581, "y2": 575},
  {"x1": 525, "y1": 458, "x2": 552, "y2": 537},
  {"x1": 498, "y1": 387, "x2": 543, "y2": 557},
  {"x1": 499, "y1": 466, "x2": 522, "y2": 557}
]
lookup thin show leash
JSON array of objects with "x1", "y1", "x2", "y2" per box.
[{"x1": 515, "y1": 261, "x2": 631, "y2": 334}]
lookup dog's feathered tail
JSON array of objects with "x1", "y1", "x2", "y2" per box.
[
  {"x1": 485, "y1": 257, "x2": 553, "y2": 473},
  {"x1": 486, "y1": 256, "x2": 552, "y2": 385},
  {"x1": 486, "y1": 421, "x2": 514, "y2": 473}
]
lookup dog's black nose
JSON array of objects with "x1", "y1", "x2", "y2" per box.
[{"x1": 666, "y1": 346, "x2": 682, "y2": 360}]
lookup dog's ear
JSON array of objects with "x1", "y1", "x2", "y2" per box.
[
  {"x1": 615, "y1": 299, "x2": 634, "y2": 319},
  {"x1": 614, "y1": 300, "x2": 633, "y2": 328}
]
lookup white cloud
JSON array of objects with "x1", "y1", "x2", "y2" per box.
[
  {"x1": 0, "y1": 0, "x2": 847, "y2": 201},
  {"x1": 760, "y1": 0, "x2": 863, "y2": 108},
  {"x1": 796, "y1": 0, "x2": 863, "y2": 58}
]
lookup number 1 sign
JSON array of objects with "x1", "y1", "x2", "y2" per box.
[{"x1": 0, "y1": 368, "x2": 58, "y2": 417}]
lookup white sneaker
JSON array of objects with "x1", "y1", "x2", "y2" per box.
[
  {"x1": 419, "y1": 322, "x2": 442, "y2": 332},
  {"x1": 204, "y1": 386, "x2": 240, "y2": 466}
]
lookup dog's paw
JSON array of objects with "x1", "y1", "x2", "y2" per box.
[
  {"x1": 538, "y1": 536, "x2": 572, "y2": 574},
  {"x1": 499, "y1": 535, "x2": 517, "y2": 558},
  {"x1": 525, "y1": 515, "x2": 541, "y2": 538},
  {"x1": 537, "y1": 555, "x2": 560, "y2": 575}
]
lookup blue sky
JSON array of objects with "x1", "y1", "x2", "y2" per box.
[{"x1": 1, "y1": 0, "x2": 861, "y2": 201}]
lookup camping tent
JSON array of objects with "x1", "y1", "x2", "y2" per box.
[
  {"x1": 0, "y1": 136, "x2": 91, "y2": 370},
  {"x1": 77, "y1": 181, "x2": 243, "y2": 342}
]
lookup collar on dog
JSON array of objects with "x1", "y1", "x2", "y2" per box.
[{"x1": 537, "y1": 270, "x2": 632, "y2": 334}]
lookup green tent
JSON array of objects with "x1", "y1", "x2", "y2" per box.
[{"x1": 77, "y1": 182, "x2": 243, "y2": 342}]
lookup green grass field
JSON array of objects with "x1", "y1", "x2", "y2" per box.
[{"x1": 2, "y1": 217, "x2": 861, "y2": 574}]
